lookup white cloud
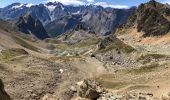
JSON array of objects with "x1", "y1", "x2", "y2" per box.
[
  {"x1": 46, "y1": 0, "x2": 85, "y2": 6},
  {"x1": 87, "y1": 0, "x2": 94, "y2": 3},
  {"x1": 94, "y1": 2, "x2": 129, "y2": 9},
  {"x1": 163, "y1": 0, "x2": 170, "y2": 4},
  {"x1": 46, "y1": 0, "x2": 129, "y2": 8}
]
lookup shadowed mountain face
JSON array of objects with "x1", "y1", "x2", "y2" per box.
[
  {"x1": 45, "y1": 6, "x2": 136, "y2": 37},
  {"x1": 16, "y1": 14, "x2": 49, "y2": 39},
  {"x1": 0, "y1": 2, "x2": 135, "y2": 37},
  {"x1": 124, "y1": 0, "x2": 170, "y2": 37},
  {"x1": 45, "y1": 15, "x2": 81, "y2": 37}
]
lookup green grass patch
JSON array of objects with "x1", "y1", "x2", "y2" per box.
[
  {"x1": 54, "y1": 44, "x2": 69, "y2": 49},
  {"x1": 97, "y1": 80, "x2": 127, "y2": 89},
  {"x1": 126, "y1": 85, "x2": 151, "y2": 90},
  {"x1": 44, "y1": 38, "x2": 99, "y2": 55},
  {"x1": 0, "y1": 48, "x2": 28, "y2": 61},
  {"x1": 24, "y1": 70, "x2": 40, "y2": 77},
  {"x1": 45, "y1": 39, "x2": 62, "y2": 44},
  {"x1": 137, "y1": 54, "x2": 168, "y2": 64},
  {"x1": 95, "y1": 74, "x2": 128, "y2": 89},
  {"x1": 56, "y1": 56, "x2": 83, "y2": 62},
  {"x1": 12, "y1": 36, "x2": 39, "y2": 52},
  {"x1": 52, "y1": 38, "x2": 100, "y2": 50},
  {"x1": 95, "y1": 42, "x2": 135, "y2": 54},
  {"x1": 128, "y1": 63, "x2": 160, "y2": 74},
  {"x1": 137, "y1": 54, "x2": 167, "y2": 61},
  {"x1": 72, "y1": 38, "x2": 100, "y2": 48}
]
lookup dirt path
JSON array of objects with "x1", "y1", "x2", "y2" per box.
[{"x1": 72, "y1": 57, "x2": 107, "y2": 78}]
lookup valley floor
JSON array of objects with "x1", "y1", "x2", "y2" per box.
[{"x1": 1, "y1": 29, "x2": 170, "y2": 100}]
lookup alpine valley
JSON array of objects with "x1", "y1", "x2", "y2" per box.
[{"x1": 1, "y1": 0, "x2": 170, "y2": 100}]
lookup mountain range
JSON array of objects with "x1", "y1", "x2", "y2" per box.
[{"x1": 0, "y1": 2, "x2": 136, "y2": 38}]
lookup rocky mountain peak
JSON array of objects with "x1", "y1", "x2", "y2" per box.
[
  {"x1": 124, "y1": 0, "x2": 170, "y2": 37},
  {"x1": 147, "y1": 0, "x2": 157, "y2": 7},
  {"x1": 6, "y1": 3, "x2": 22, "y2": 8},
  {"x1": 16, "y1": 14, "x2": 49, "y2": 39},
  {"x1": 46, "y1": 1, "x2": 62, "y2": 5},
  {"x1": 74, "y1": 24, "x2": 88, "y2": 31}
]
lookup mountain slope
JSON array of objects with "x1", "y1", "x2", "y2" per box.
[
  {"x1": 45, "y1": 15, "x2": 81, "y2": 37},
  {"x1": 115, "y1": 0, "x2": 170, "y2": 55},
  {"x1": 117, "y1": 0, "x2": 170, "y2": 37}
]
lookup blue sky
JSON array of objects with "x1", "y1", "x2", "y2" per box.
[{"x1": 0, "y1": 0, "x2": 170, "y2": 8}]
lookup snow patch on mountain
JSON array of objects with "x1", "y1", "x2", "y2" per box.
[
  {"x1": 61, "y1": 5, "x2": 64, "y2": 10},
  {"x1": 45, "y1": 5, "x2": 56, "y2": 12},
  {"x1": 72, "y1": 11, "x2": 80, "y2": 15},
  {"x1": 25, "y1": 3, "x2": 34, "y2": 8},
  {"x1": 11, "y1": 3, "x2": 24, "y2": 9}
]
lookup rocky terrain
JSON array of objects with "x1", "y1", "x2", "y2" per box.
[{"x1": 1, "y1": 0, "x2": 170, "y2": 100}]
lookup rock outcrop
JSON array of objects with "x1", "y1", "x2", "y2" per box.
[
  {"x1": 76, "y1": 79, "x2": 101, "y2": 99},
  {"x1": 0, "y1": 79, "x2": 11, "y2": 100}
]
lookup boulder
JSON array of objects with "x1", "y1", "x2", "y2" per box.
[
  {"x1": 85, "y1": 88, "x2": 99, "y2": 99},
  {"x1": 76, "y1": 79, "x2": 100, "y2": 99}
]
